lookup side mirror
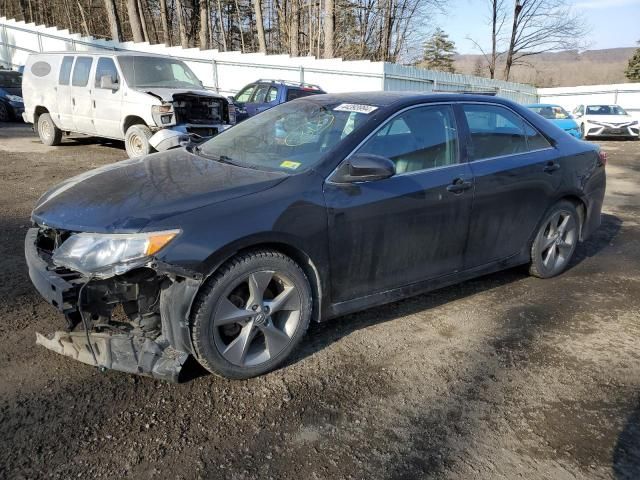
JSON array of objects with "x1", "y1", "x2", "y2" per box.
[
  {"x1": 227, "y1": 95, "x2": 235, "y2": 103},
  {"x1": 100, "y1": 75, "x2": 118, "y2": 90},
  {"x1": 332, "y1": 153, "x2": 395, "y2": 183}
]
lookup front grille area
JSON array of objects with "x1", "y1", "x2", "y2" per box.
[{"x1": 173, "y1": 94, "x2": 225, "y2": 125}]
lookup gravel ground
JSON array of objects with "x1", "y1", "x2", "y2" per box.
[{"x1": 0, "y1": 124, "x2": 639, "y2": 480}]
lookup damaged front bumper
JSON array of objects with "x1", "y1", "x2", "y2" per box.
[
  {"x1": 25, "y1": 228, "x2": 202, "y2": 382},
  {"x1": 149, "y1": 124, "x2": 233, "y2": 152}
]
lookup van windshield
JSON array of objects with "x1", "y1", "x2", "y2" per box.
[{"x1": 118, "y1": 56, "x2": 203, "y2": 89}]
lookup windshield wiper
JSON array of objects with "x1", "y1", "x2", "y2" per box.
[{"x1": 191, "y1": 147, "x2": 236, "y2": 165}]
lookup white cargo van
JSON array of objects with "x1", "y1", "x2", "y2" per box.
[{"x1": 22, "y1": 52, "x2": 235, "y2": 158}]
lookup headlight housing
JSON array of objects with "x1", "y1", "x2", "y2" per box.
[
  {"x1": 52, "y1": 230, "x2": 180, "y2": 278},
  {"x1": 6, "y1": 94, "x2": 23, "y2": 103}
]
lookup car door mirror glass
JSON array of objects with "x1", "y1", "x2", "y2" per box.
[
  {"x1": 332, "y1": 153, "x2": 395, "y2": 183},
  {"x1": 100, "y1": 75, "x2": 118, "y2": 91}
]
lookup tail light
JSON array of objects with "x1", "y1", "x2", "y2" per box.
[{"x1": 597, "y1": 150, "x2": 607, "y2": 167}]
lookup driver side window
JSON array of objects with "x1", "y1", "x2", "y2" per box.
[{"x1": 356, "y1": 105, "x2": 459, "y2": 174}]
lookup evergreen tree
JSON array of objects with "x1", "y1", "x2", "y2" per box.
[
  {"x1": 625, "y1": 42, "x2": 640, "y2": 82},
  {"x1": 421, "y1": 28, "x2": 457, "y2": 73}
]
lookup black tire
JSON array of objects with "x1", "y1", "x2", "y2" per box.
[
  {"x1": 191, "y1": 250, "x2": 312, "y2": 379},
  {"x1": 0, "y1": 102, "x2": 10, "y2": 122},
  {"x1": 124, "y1": 124, "x2": 154, "y2": 158},
  {"x1": 37, "y1": 113, "x2": 62, "y2": 146},
  {"x1": 529, "y1": 200, "x2": 580, "y2": 279}
]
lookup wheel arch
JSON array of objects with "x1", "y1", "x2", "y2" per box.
[
  {"x1": 33, "y1": 105, "x2": 49, "y2": 124},
  {"x1": 557, "y1": 194, "x2": 587, "y2": 240},
  {"x1": 192, "y1": 239, "x2": 325, "y2": 324},
  {"x1": 122, "y1": 115, "x2": 148, "y2": 135}
]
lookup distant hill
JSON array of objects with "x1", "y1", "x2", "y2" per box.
[{"x1": 454, "y1": 48, "x2": 636, "y2": 87}]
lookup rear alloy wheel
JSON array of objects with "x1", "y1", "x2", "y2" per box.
[
  {"x1": 37, "y1": 113, "x2": 62, "y2": 146},
  {"x1": 529, "y1": 201, "x2": 579, "y2": 279},
  {"x1": 191, "y1": 250, "x2": 312, "y2": 379},
  {"x1": 124, "y1": 124, "x2": 154, "y2": 158}
]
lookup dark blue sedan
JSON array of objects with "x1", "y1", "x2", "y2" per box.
[{"x1": 26, "y1": 92, "x2": 606, "y2": 381}]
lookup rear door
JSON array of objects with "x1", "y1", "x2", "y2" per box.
[
  {"x1": 324, "y1": 104, "x2": 474, "y2": 302},
  {"x1": 55, "y1": 56, "x2": 75, "y2": 130},
  {"x1": 91, "y1": 57, "x2": 123, "y2": 139},
  {"x1": 69, "y1": 56, "x2": 95, "y2": 134},
  {"x1": 460, "y1": 103, "x2": 562, "y2": 268}
]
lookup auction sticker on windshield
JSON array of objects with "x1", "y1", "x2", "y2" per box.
[
  {"x1": 280, "y1": 160, "x2": 302, "y2": 169},
  {"x1": 334, "y1": 104, "x2": 378, "y2": 114}
]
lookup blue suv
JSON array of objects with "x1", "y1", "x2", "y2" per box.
[{"x1": 230, "y1": 79, "x2": 325, "y2": 122}]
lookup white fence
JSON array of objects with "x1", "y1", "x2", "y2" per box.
[
  {"x1": 539, "y1": 84, "x2": 640, "y2": 120},
  {"x1": 0, "y1": 17, "x2": 538, "y2": 104}
]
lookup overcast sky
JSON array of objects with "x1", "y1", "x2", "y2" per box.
[{"x1": 437, "y1": 0, "x2": 640, "y2": 54}]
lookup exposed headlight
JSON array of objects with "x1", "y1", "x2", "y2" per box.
[
  {"x1": 52, "y1": 230, "x2": 180, "y2": 278},
  {"x1": 6, "y1": 94, "x2": 23, "y2": 103},
  {"x1": 152, "y1": 104, "x2": 173, "y2": 114}
]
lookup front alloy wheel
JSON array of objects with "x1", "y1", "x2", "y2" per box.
[
  {"x1": 529, "y1": 201, "x2": 579, "y2": 278},
  {"x1": 191, "y1": 250, "x2": 312, "y2": 379}
]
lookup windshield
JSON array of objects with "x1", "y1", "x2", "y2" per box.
[
  {"x1": 0, "y1": 71, "x2": 21, "y2": 88},
  {"x1": 529, "y1": 105, "x2": 570, "y2": 120},
  {"x1": 118, "y1": 56, "x2": 203, "y2": 89},
  {"x1": 586, "y1": 105, "x2": 628, "y2": 116},
  {"x1": 199, "y1": 99, "x2": 375, "y2": 172}
]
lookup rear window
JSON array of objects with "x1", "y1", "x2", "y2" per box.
[
  {"x1": 286, "y1": 88, "x2": 322, "y2": 102},
  {"x1": 59, "y1": 56, "x2": 74, "y2": 85},
  {"x1": 71, "y1": 57, "x2": 93, "y2": 87}
]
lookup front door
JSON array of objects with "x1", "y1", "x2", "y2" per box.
[
  {"x1": 69, "y1": 56, "x2": 95, "y2": 134},
  {"x1": 324, "y1": 104, "x2": 474, "y2": 303},
  {"x1": 92, "y1": 57, "x2": 123, "y2": 139},
  {"x1": 55, "y1": 55, "x2": 75, "y2": 130},
  {"x1": 459, "y1": 103, "x2": 562, "y2": 268}
]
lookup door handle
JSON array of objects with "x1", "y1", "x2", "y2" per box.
[
  {"x1": 93, "y1": 100, "x2": 96, "y2": 109},
  {"x1": 543, "y1": 161, "x2": 560, "y2": 173},
  {"x1": 446, "y1": 178, "x2": 473, "y2": 194}
]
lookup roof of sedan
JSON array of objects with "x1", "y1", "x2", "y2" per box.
[{"x1": 306, "y1": 91, "x2": 517, "y2": 108}]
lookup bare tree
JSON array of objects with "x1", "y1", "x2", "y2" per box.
[
  {"x1": 467, "y1": 0, "x2": 506, "y2": 79},
  {"x1": 323, "y1": 0, "x2": 334, "y2": 58},
  {"x1": 126, "y1": 0, "x2": 144, "y2": 42},
  {"x1": 175, "y1": 0, "x2": 189, "y2": 48},
  {"x1": 503, "y1": 0, "x2": 587, "y2": 80},
  {"x1": 103, "y1": 0, "x2": 123, "y2": 41},
  {"x1": 253, "y1": 0, "x2": 267, "y2": 53},
  {"x1": 158, "y1": 0, "x2": 170, "y2": 44},
  {"x1": 290, "y1": 0, "x2": 299, "y2": 56},
  {"x1": 199, "y1": 0, "x2": 209, "y2": 49}
]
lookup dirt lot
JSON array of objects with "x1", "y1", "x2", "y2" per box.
[{"x1": 0, "y1": 123, "x2": 639, "y2": 480}]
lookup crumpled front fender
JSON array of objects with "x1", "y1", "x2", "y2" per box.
[{"x1": 149, "y1": 127, "x2": 190, "y2": 151}]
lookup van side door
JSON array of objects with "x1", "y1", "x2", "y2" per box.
[
  {"x1": 92, "y1": 57, "x2": 123, "y2": 139},
  {"x1": 55, "y1": 56, "x2": 75, "y2": 130},
  {"x1": 69, "y1": 56, "x2": 96, "y2": 134}
]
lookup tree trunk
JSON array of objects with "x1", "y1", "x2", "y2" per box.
[
  {"x1": 253, "y1": 0, "x2": 267, "y2": 53},
  {"x1": 199, "y1": 0, "x2": 210, "y2": 48},
  {"x1": 289, "y1": 0, "x2": 299, "y2": 56},
  {"x1": 175, "y1": 0, "x2": 189, "y2": 48},
  {"x1": 76, "y1": 0, "x2": 91, "y2": 36},
  {"x1": 234, "y1": 0, "x2": 245, "y2": 52},
  {"x1": 490, "y1": 0, "x2": 498, "y2": 79},
  {"x1": 126, "y1": 0, "x2": 144, "y2": 42},
  {"x1": 159, "y1": 0, "x2": 170, "y2": 44},
  {"x1": 323, "y1": 0, "x2": 334, "y2": 58},
  {"x1": 103, "y1": 0, "x2": 123, "y2": 42},
  {"x1": 504, "y1": 0, "x2": 522, "y2": 81},
  {"x1": 216, "y1": 0, "x2": 227, "y2": 50},
  {"x1": 137, "y1": 0, "x2": 150, "y2": 42}
]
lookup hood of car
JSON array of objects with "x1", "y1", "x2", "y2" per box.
[
  {"x1": 141, "y1": 88, "x2": 224, "y2": 102},
  {"x1": 32, "y1": 149, "x2": 286, "y2": 233},
  {"x1": 584, "y1": 115, "x2": 635, "y2": 125}
]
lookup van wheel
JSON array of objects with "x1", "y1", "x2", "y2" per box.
[
  {"x1": 124, "y1": 124, "x2": 154, "y2": 158},
  {"x1": 529, "y1": 201, "x2": 579, "y2": 279},
  {"x1": 37, "y1": 113, "x2": 62, "y2": 146},
  {"x1": 191, "y1": 250, "x2": 312, "y2": 379}
]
